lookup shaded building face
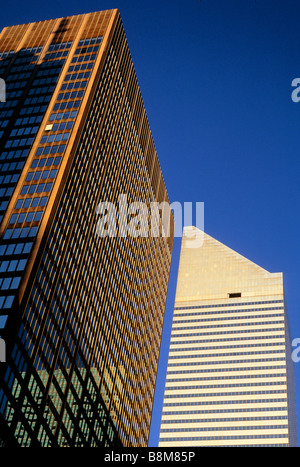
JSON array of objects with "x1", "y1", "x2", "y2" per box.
[
  {"x1": 0, "y1": 10, "x2": 174, "y2": 447},
  {"x1": 159, "y1": 227, "x2": 297, "y2": 447}
]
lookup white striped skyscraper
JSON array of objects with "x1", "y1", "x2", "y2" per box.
[{"x1": 159, "y1": 227, "x2": 297, "y2": 447}]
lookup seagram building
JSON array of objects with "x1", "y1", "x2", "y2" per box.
[
  {"x1": 0, "y1": 10, "x2": 174, "y2": 447},
  {"x1": 159, "y1": 227, "x2": 297, "y2": 447}
]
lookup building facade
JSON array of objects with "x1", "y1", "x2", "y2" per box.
[
  {"x1": 159, "y1": 227, "x2": 297, "y2": 447},
  {"x1": 0, "y1": 10, "x2": 174, "y2": 447}
]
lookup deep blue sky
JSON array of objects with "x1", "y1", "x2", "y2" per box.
[{"x1": 1, "y1": 0, "x2": 300, "y2": 447}]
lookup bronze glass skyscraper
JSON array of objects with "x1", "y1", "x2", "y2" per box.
[{"x1": 0, "y1": 10, "x2": 174, "y2": 447}]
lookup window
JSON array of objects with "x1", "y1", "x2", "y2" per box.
[
  {"x1": 228, "y1": 293, "x2": 242, "y2": 298},
  {"x1": 0, "y1": 315, "x2": 8, "y2": 328}
]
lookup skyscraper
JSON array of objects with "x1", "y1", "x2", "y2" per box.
[
  {"x1": 159, "y1": 227, "x2": 297, "y2": 447},
  {"x1": 0, "y1": 10, "x2": 174, "y2": 447}
]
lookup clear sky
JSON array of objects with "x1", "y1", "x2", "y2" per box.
[{"x1": 1, "y1": 0, "x2": 300, "y2": 447}]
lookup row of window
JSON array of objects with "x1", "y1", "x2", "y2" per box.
[
  {"x1": 166, "y1": 364, "x2": 286, "y2": 376},
  {"x1": 9, "y1": 64, "x2": 36, "y2": 73},
  {"x1": 0, "y1": 50, "x2": 14, "y2": 59},
  {"x1": 10, "y1": 71, "x2": 31, "y2": 82},
  {"x1": 162, "y1": 406, "x2": 287, "y2": 416},
  {"x1": 161, "y1": 415, "x2": 288, "y2": 425},
  {"x1": 3, "y1": 225, "x2": 39, "y2": 240},
  {"x1": 13, "y1": 56, "x2": 39, "y2": 65},
  {"x1": 71, "y1": 53, "x2": 97, "y2": 64},
  {"x1": 7, "y1": 80, "x2": 26, "y2": 90},
  {"x1": 63, "y1": 71, "x2": 91, "y2": 82},
  {"x1": 20, "y1": 182, "x2": 53, "y2": 196},
  {"x1": 32, "y1": 76, "x2": 61, "y2": 86},
  {"x1": 25, "y1": 169, "x2": 57, "y2": 182},
  {"x1": 170, "y1": 333, "x2": 285, "y2": 347},
  {"x1": 0, "y1": 48, "x2": 40, "y2": 67},
  {"x1": 49, "y1": 110, "x2": 78, "y2": 122},
  {"x1": 68, "y1": 62, "x2": 94, "y2": 74},
  {"x1": 0, "y1": 254, "x2": 24, "y2": 274},
  {"x1": 24, "y1": 95, "x2": 51, "y2": 106},
  {"x1": 15, "y1": 196, "x2": 48, "y2": 210},
  {"x1": 171, "y1": 326, "x2": 285, "y2": 340},
  {"x1": 0, "y1": 295, "x2": 14, "y2": 311},
  {"x1": 0, "y1": 153, "x2": 28, "y2": 165},
  {"x1": 5, "y1": 137, "x2": 35, "y2": 148},
  {"x1": 74, "y1": 45, "x2": 100, "y2": 55},
  {"x1": 28, "y1": 85, "x2": 56, "y2": 96},
  {"x1": 36, "y1": 66, "x2": 62, "y2": 78},
  {"x1": 166, "y1": 372, "x2": 286, "y2": 383},
  {"x1": 3, "y1": 99, "x2": 18, "y2": 108},
  {"x1": 159, "y1": 435, "x2": 288, "y2": 442},
  {"x1": 171, "y1": 320, "x2": 285, "y2": 333},
  {"x1": 30, "y1": 156, "x2": 61, "y2": 169},
  {"x1": 0, "y1": 242, "x2": 33, "y2": 257},
  {"x1": 35, "y1": 144, "x2": 66, "y2": 156},
  {"x1": 0, "y1": 108, "x2": 13, "y2": 118},
  {"x1": 174, "y1": 306, "x2": 284, "y2": 319},
  {"x1": 48, "y1": 41, "x2": 72, "y2": 52},
  {"x1": 0, "y1": 173, "x2": 19, "y2": 185},
  {"x1": 15, "y1": 115, "x2": 43, "y2": 126},
  {"x1": 52, "y1": 100, "x2": 81, "y2": 112},
  {"x1": 60, "y1": 80, "x2": 88, "y2": 92},
  {"x1": 160, "y1": 424, "x2": 288, "y2": 433},
  {"x1": 10, "y1": 126, "x2": 39, "y2": 137},
  {"x1": 162, "y1": 397, "x2": 287, "y2": 407},
  {"x1": 78, "y1": 37, "x2": 102, "y2": 46},
  {"x1": 17, "y1": 46, "x2": 42, "y2": 56},
  {"x1": 0, "y1": 186, "x2": 14, "y2": 197},
  {"x1": 174, "y1": 299, "x2": 284, "y2": 311},
  {"x1": 172, "y1": 313, "x2": 284, "y2": 326},
  {"x1": 167, "y1": 357, "x2": 286, "y2": 368},
  {"x1": 45, "y1": 121, "x2": 74, "y2": 132},
  {"x1": 165, "y1": 381, "x2": 287, "y2": 392},
  {"x1": 169, "y1": 341, "x2": 285, "y2": 353},
  {"x1": 164, "y1": 389, "x2": 287, "y2": 399},
  {"x1": 0, "y1": 276, "x2": 21, "y2": 291},
  {"x1": 20, "y1": 104, "x2": 48, "y2": 115},
  {"x1": 6, "y1": 90, "x2": 22, "y2": 99},
  {"x1": 57, "y1": 90, "x2": 85, "y2": 102},
  {"x1": 9, "y1": 210, "x2": 44, "y2": 225},
  {"x1": 43, "y1": 50, "x2": 69, "y2": 60}
]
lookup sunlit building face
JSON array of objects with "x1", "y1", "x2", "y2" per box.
[{"x1": 159, "y1": 227, "x2": 297, "y2": 447}]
